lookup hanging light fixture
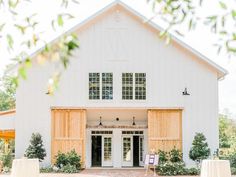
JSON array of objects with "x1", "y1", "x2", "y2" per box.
[
  {"x1": 132, "y1": 116, "x2": 136, "y2": 126},
  {"x1": 182, "y1": 87, "x2": 190, "y2": 95},
  {"x1": 99, "y1": 116, "x2": 103, "y2": 126}
]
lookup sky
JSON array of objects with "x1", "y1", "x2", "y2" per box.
[{"x1": 0, "y1": 0, "x2": 236, "y2": 118}]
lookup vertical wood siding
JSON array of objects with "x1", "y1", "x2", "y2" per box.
[
  {"x1": 148, "y1": 110, "x2": 182, "y2": 152},
  {"x1": 51, "y1": 109, "x2": 86, "y2": 167}
]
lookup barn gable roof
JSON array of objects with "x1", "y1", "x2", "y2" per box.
[{"x1": 65, "y1": 0, "x2": 227, "y2": 79}]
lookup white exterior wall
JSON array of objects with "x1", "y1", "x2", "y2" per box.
[
  {"x1": 0, "y1": 113, "x2": 15, "y2": 130},
  {"x1": 15, "y1": 6, "x2": 219, "y2": 166}
]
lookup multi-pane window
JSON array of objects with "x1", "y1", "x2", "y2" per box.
[
  {"x1": 135, "y1": 73, "x2": 146, "y2": 100},
  {"x1": 102, "y1": 73, "x2": 113, "y2": 100},
  {"x1": 89, "y1": 73, "x2": 100, "y2": 100},
  {"x1": 122, "y1": 73, "x2": 146, "y2": 100},
  {"x1": 122, "y1": 73, "x2": 133, "y2": 100},
  {"x1": 104, "y1": 137, "x2": 112, "y2": 161}
]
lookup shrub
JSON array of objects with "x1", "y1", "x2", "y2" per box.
[
  {"x1": 40, "y1": 166, "x2": 54, "y2": 173},
  {"x1": 157, "y1": 161, "x2": 186, "y2": 176},
  {"x1": 169, "y1": 147, "x2": 183, "y2": 163},
  {"x1": 0, "y1": 151, "x2": 13, "y2": 168},
  {"x1": 158, "y1": 150, "x2": 168, "y2": 164},
  {"x1": 157, "y1": 161, "x2": 200, "y2": 176},
  {"x1": 229, "y1": 152, "x2": 236, "y2": 168},
  {"x1": 60, "y1": 164, "x2": 78, "y2": 173},
  {"x1": 55, "y1": 149, "x2": 81, "y2": 173},
  {"x1": 189, "y1": 133, "x2": 210, "y2": 164},
  {"x1": 185, "y1": 167, "x2": 200, "y2": 175},
  {"x1": 25, "y1": 133, "x2": 46, "y2": 162},
  {"x1": 231, "y1": 167, "x2": 236, "y2": 175},
  {"x1": 55, "y1": 152, "x2": 67, "y2": 168}
]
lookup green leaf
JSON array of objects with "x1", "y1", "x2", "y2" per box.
[
  {"x1": 8, "y1": 0, "x2": 19, "y2": 8},
  {"x1": 57, "y1": 15, "x2": 64, "y2": 27},
  {"x1": 14, "y1": 24, "x2": 27, "y2": 34},
  {"x1": 25, "y1": 58, "x2": 32, "y2": 68},
  {"x1": 233, "y1": 33, "x2": 236, "y2": 40},
  {"x1": 232, "y1": 10, "x2": 236, "y2": 19},
  {"x1": 159, "y1": 30, "x2": 167, "y2": 38},
  {"x1": 11, "y1": 77, "x2": 19, "y2": 88},
  {"x1": 189, "y1": 19, "x2": 193, "y2": 30},
  {"x1": 221, "y1": 16, "x2": 225, "y2": 27},
  {"x1": 219, "y1": 1, "x2": 227, "y2": 10},
  {"x1": 0, "y1": 23, "x2": 5, "y2": 31},
  {"x1": 7, "y1": 34, "x2": 14, "y2": 49},
  {"x1": 18, "y1": 67, "x2": 27, "y2": 80}
]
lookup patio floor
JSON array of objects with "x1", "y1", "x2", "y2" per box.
[
  {"x1": 1, "y1": 169, "x2": 235, "y2": 177},
  {"x1": 0, "y1": 169, "x2": 198, "y2": 177}
]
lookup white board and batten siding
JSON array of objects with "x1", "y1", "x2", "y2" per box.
[{"x1": 15, "y1": 3, "x2": 220, "y2": 166}]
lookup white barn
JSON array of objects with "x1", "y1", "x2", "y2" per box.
[{"x1": 12, "y1": 1, "x2": 227, "y2": 168}]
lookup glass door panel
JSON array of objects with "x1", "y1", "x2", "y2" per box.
[
  {"x1": 139, "y1": 136, "x2": 144, "y2": 166},
  {"x1": 102, "y1": 136, "x2": 112, "y2": 166},
  {"x1": 122, "y1": 136, "x2": 133, "y2": 166}
]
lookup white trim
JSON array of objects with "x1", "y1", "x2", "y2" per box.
[
  {"x1": 8, "y1": 0, "x2": 228, "y2": 80},
  {"x1": 51, "y1": 106, "x2": 184, "y2": 110}
]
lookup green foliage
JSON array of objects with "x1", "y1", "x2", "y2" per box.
[
  {"x1": 158, "y1": 148, "x2": 183, "y2": 164},
  {"x1": 158, "y1": 150, "x2": 168, "y2": 164},
  {"x1": 0, "y1": 151, "x2": 13, "y2": 168},
  {"x1": 219, "y1": 149, "x2": 236, "y2": 175},
  {"x1": 231, "y1": 167, "x2": 236, "y2": 175},
  {"x1": 169, "y1": 147, "x2": 183, "y2": 163},
  {"x1": 149, "y1": 0, "x2": 236, "y2": 56},
  {"x1": 0, "y1": 72, "x2": 16, "y2": 111},
  {"x1": 60, "y1": 164, "x2": 78, "y2": 173},
  {"x1": 55, "y1": 149, "x2": 81, "y2": 173},
  {"x1": 40, "y1": 166, "x2": 54, "y2": 173},
  {"x1": 156, "y1": 148, "x2": 198, "y2": 176},
  {"x1": 185, "y1": 167, "x2": 200, "y2": 175},
  {"x1": 25, "y1": 133, "x2": 46, "y2": 162},
  {"x1": 157, "y1": 161, "x2": 186, "y2": 176},
  {"x1": 189, "y1": 133, "x2": 210, "y2": 164},
  {"x1": 157, "y1": 161, "x2": 200, "y2": 176},
  {"x1": 219, "y1": 114, "x2": 236, "y2": 149}
]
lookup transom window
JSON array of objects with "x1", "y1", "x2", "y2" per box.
[
  {"x1": 102, "y1": 73, "x2": 113, "y2": 100},
  {"x1": 89, "y1": 73, "x2": 113, "y2": 100},
  {"x1": 89, "y1": 73, "x2": 100, "y2": 100},
  {"x1": 122, "y1": 73, "x2": 146, "y2": 100},
  {"x1": 122, "y1": 73, "x2": 133, "y2": 100}
]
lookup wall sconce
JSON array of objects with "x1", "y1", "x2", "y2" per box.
[
  {"x1": 182, "y1": 87, "x2": 190, "y2": 95},
  {"x1": 132, "y1": 116, "x2": 136, "y2": 126},
  {"x1": 99, "y1": 116, "x2": 103, "y2": 126}
]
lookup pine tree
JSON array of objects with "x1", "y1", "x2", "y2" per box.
[
  {"x1": 189, "y1": 133, "x2": 210, "y2": 165},
  {"x1": 25, "y1": 133, "x2": 46, "y2": 162}
]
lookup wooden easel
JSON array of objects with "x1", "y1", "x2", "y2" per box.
[{"x1": 145, "y1": 149, "x2": 158, "y2": 176}]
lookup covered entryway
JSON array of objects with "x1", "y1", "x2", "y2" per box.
[
  {"x1": 51, "y1": 109, "x2": 86, "y2": 167},
  {"x1": 86, "y1": 109, "x2": 148, "y2": 168}
]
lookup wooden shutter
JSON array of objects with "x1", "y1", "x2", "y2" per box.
[
  {"x1": 148, "y1": 109, "x2": 182, "y2": 152},
  {"x1": 51, "y1": 109, "x2": 86, "y2": 167}
]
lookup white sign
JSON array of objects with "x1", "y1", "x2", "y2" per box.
[{"x1": 145, "y1": 154, "x2": 159, "y2": 166}]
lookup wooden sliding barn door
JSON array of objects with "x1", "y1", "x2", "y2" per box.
[
  {"x1": 51, "y1": 109, "x2": 86, "y2": 166},
  {"x1": 148, "y1": 110, "x2": 182, "y2": 152}
]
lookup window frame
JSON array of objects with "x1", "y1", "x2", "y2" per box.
[
  {"x1": 89, "y1": 72, "x2": 113, "y2": 100},
  {"x1": 122, "y1": 72, "x2": 146, "y2": 100}
]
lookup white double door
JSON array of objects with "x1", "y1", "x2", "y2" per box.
[
  {"x1": 102, "y1": 135, "x2": 113, "y2": 167},
  {"x1": 122, "y1": 135, "x2": 144, "y2": 167}
]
